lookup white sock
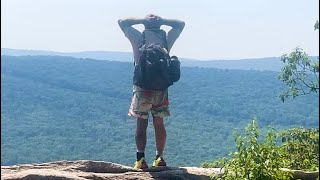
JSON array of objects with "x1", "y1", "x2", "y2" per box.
[{"x1": 156, "y1": 151, "x2": 163, "y2": 157}]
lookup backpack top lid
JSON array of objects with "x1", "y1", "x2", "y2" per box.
[{"x1": 145, "y1": 43, "x2": 169, "y2": 63}]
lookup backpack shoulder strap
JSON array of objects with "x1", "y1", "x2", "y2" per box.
[
  {"x1": 139, "y1": 30, "x2": 146, "y2": 50},
  {"x1": 142, "y1": 30, "x2": 146, "y2": 46},
  {"x1": 160, "y1": 29, "x2": 168, "y2": 50},
  {"x1": 135, "y1": 30, "x2": 146, "y2": 66}
]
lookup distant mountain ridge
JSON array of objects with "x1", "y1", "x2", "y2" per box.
[
  {"x1": 1, "y1": 48, "x2": 317, "y2": 72},
  {"x1": 1, "y1": 48, "x2": 133, "y2": 62}
]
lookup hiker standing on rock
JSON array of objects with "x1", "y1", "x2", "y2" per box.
[{"x1": 118, "y1": 14, "x2": 185, "y2": 169}]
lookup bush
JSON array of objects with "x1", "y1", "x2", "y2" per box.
[
  {"x1": 279, "y1": 127, "x2": 319, "y2": 171},
  {"x1": 202, "y1": 117, "x2": 319, "y2": 180}
]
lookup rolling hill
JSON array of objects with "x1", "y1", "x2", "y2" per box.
[
  {"x1": 1, "y1": 55, "x2": 319, "y2": 167},
  {"x1": 1, "y1": 48, "x2": 301, "y2": 71}
]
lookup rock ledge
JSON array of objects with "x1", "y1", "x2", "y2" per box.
[{"x1": 1, "y1": 160, "x2": 223, "y2": 180}]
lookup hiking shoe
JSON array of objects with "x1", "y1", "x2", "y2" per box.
[
  {"x1": 134, "y1": 157, "x2": 148, "y2": 169},
  {"x1": 152, "y1": 156, "x2": 167, "y2": 167}
]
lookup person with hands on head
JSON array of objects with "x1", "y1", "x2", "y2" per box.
[{"x1": 118, "y1": 14, "x2": 185, "y2": 169}]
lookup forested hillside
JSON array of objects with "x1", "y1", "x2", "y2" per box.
[
  {"x1": 5, "y1": 48, "x2": 315, "y2": 72},
  {"x1": 1, "y1": 55, "x2": 318, "y2": 167}
]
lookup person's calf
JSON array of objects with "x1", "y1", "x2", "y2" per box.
[
  {"x1": 135, "y1": 118, "x2": 148, "y2": 156},
  {"x1": 152, "y1": 117, "x2": 166, "y2": 159}
]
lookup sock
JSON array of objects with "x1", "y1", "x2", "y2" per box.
[
  {"x1": 156, "y1": 151, "x2": 163, "y2": 159},
  {"x1": 136, "y1": 152, "x2": 145, "y2": 161}
]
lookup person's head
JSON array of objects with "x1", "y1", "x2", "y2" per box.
[{"x1": 144, "y1": 14, "x2": 162, "y2": 30}]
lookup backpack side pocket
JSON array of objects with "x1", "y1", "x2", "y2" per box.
[{"x1": 169, "y1": 56, "x2": 180, "y2": 83}]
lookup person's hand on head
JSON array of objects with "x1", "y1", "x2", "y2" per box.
[{"x1": 144, "y1": 14, "x2": 163, "y2": 29}]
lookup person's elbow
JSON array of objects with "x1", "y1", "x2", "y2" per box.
[
  {"x1": 172, "y1": 21, "x2": 185, "y2": 31},
  {"x1": 118, "y1": 19, "x2": 127, "y2": 30},
  {"x1": 118, "y1": 19, "x2": 124, "y2": 27},
  {"x1": 179, "y1": 21, "x2": 185, "y2": 31}
]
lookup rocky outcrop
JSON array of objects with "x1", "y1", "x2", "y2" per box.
[
  {"x1": 1, "y1": 160, "x2": 223, "y2": 180},
  {"x1": 280, "y1": 168, "x2": 319, "y2": 180}
]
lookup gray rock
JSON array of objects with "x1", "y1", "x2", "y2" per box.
[{"x1": 1, "y1": 160, "x2": 223, "y2": 180}]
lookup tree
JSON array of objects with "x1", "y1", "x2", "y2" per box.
[
  {"x1": 314, "y1": 20, "x2": 319, "y2": 30},
  {"x1": 278, "y1": 21, "x2": 319, "y2": 102}
]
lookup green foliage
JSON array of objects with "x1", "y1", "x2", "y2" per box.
[
  {"x1": 278, "y1": 47, "x2": 319, "y2": 102},
  {"x1": 202, "y1": 118, "x2": 319, "y2": 180},
  {"x1": 279, "y1": 128, "x2": 319, "y2": 171},
  {"x1": 203, "y1": 118, "x2": 292, "y2": 179},
  {"x1": 1, "y1": 55, "x2": 319, "y2": 166},
  {"x1": 278, "y1": 21, "x2": 319, "y2": 102},
  {"x1": 315, "y1": 20, "x2": 319, "y2": 30}
]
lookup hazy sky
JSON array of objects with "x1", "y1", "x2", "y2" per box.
[{"x1": 1, "y1": 0, "x2": 319, "y2": 60}]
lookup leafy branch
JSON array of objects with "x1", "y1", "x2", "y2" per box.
[{"x1": 278, "y1": 20, "x2": 319, "y2": 102}]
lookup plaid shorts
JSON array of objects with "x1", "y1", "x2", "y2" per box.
[{"x1": 128, "y1": 86, "x2": 170, "y2": 119}]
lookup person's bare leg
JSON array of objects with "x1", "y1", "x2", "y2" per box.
[
  {"x1": 135, "y1": 118, "x2": 148, "y2": 153},
  {"x1": 152, "y1": 117, "x2": 166, "y2": 156}
]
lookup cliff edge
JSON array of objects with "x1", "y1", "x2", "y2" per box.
[{"x1": 1, "y1": 160, "x2": 223, "y2": 180}]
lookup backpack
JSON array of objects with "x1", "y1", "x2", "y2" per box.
[{"x1": 133, "y1": 30, "x2": 180, "y2": 90}]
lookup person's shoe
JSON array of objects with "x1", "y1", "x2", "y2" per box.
[
  {"x1": 133, "y1": 157, "x2": 148, "y2": 169},
  {"x1": 152, "y1": 156, "x2": 167, "y2": 167}
]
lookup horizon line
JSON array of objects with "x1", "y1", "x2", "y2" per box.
[{"x1": 1, "y1": 47, "x2": 318, "y2": 61}]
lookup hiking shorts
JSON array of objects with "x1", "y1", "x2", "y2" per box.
[{"x1": 128, "y1": 89, "x2": 170, "y2": 120}]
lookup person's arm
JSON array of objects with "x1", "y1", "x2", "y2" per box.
[
  {"x1": 161, "y1": 18, "x2": 185, "y2": 51},
  {"x1": 118, "y1": 17, "x2": 145, "y2": 51},
  {"x1": 118, "y1": 18, "x2": 145, "y2": 33},
  {"x1": 161, "y1": 18, "x2": 185, "y2": 31}
]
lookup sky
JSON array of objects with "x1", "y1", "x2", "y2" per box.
[{"x1": 1, "y1": 0, "x2": 319, "y2": 60}]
